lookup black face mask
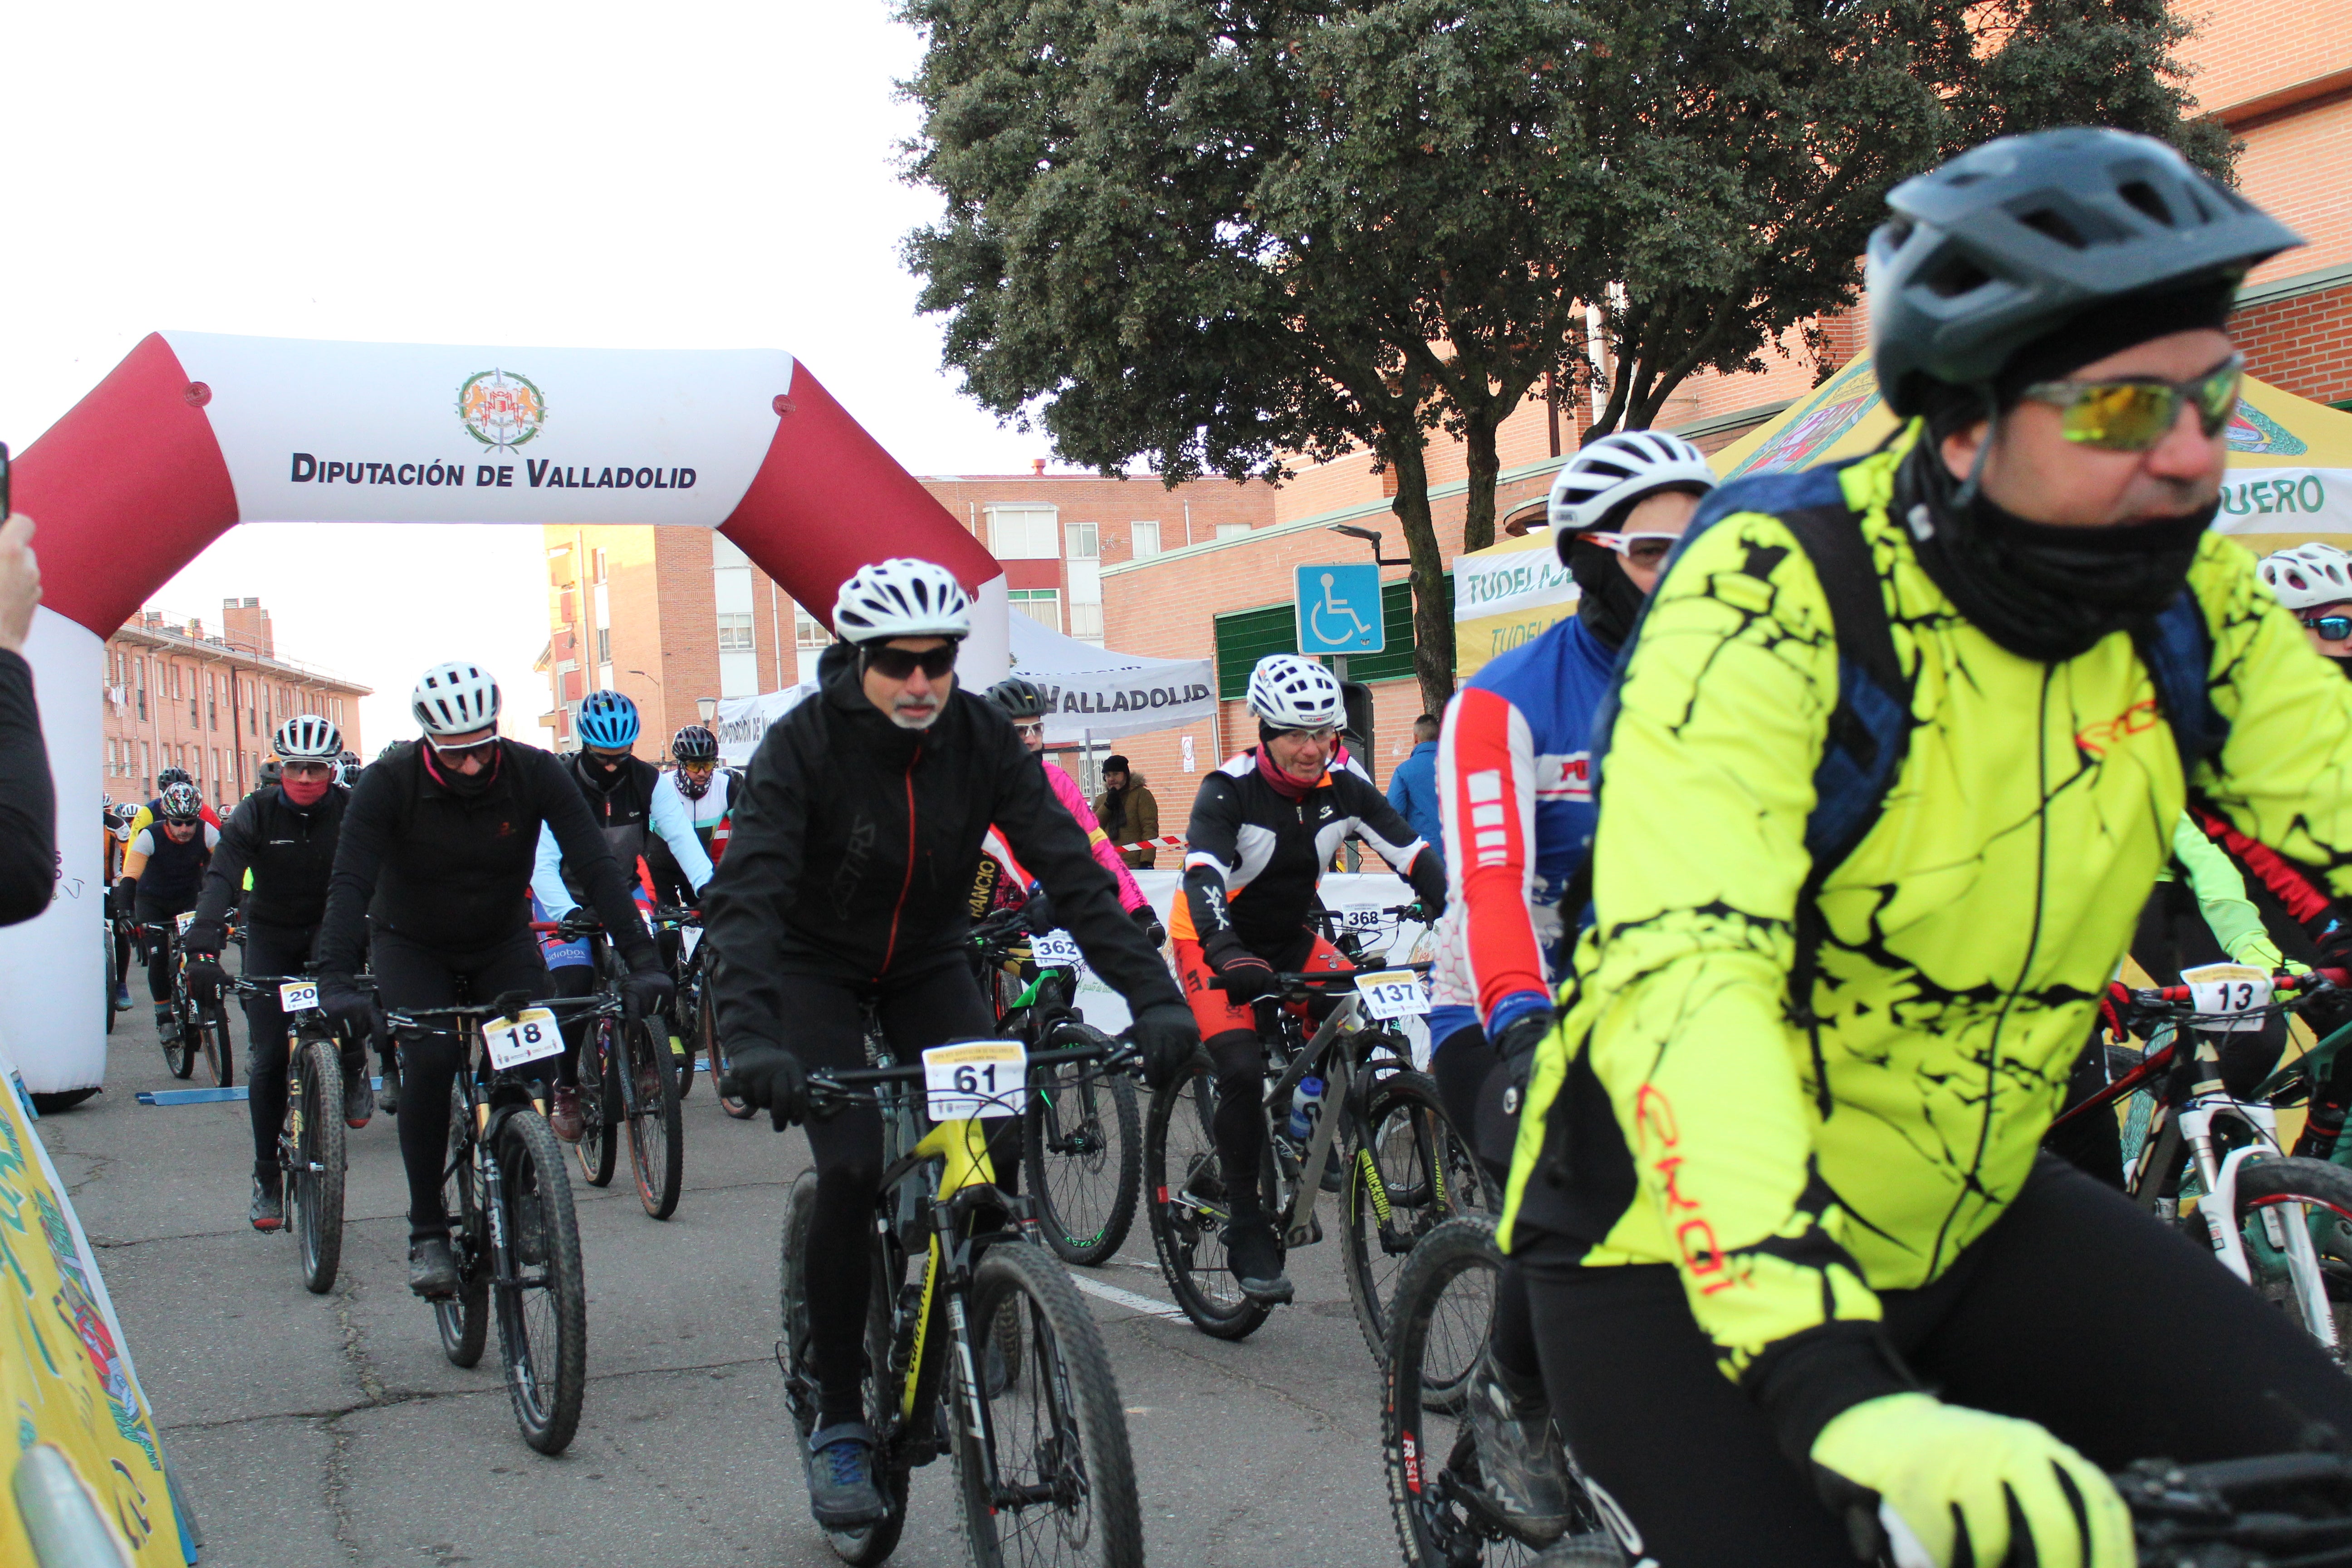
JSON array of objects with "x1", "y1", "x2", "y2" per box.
[
  {"x1": 1899, "y1": 442, "x2": 2217, "y2": 663},
  {"x1": 580, "y1": 751, "x2": 629, "y2": 789},
  {"x1": 1567, "y1": 537, "x2": 1646, "y2": 651}
]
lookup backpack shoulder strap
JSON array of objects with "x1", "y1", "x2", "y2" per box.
[
  {"x1": 1774, "y1": 503, "x2": 1911, "y2": 867},
  {"x1": 2139, "y1": 590, "x2": 2226, "y2": 781}
]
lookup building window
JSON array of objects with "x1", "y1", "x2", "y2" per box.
[
  {"x1": 1131, "y1": 521, "x2": 1161, "y2": 559},
  {"x1": 596, "y1": 628, "x2": 612, "y2": 666},
  {"x1": 1069, "y1": 603, "x2": 1104, "y2": 642},
  {"x1": 142, "y1": 743, "x2": 151, "y2": 786},
  {"x1": 1215, "y1": 522, "x2": 1252, "y2": 541},
  {"x1": 1065, "y1": 521, "x2": 1099, "y2": 560},
  {"x1": 134, "y1": 659, "x2": 146, "y2": 720},
  {"x1": 717, "y1": 612, "x2": 755, "y2": 652},
  {"x1": 988, "y1": 506, "x2": 1060, "y2": 560},
  {"x1": 1008, "y1": 589, "x2": 1061, "y2": 632},
  {"x1": 794, "y1": 606, "x2": 831, "y2": 650},
  {"x1": 593, "y1": 548, "x2": 608, "y2": 583}
]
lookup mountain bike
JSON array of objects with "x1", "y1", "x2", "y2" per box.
[
  {"x1": 2114, "y1": 1447, "x2": 2352, "y2": 1563},
  {"x1": 702, "y1": 940, "x2": 756, "y2": 1121},
  {"x1": 649, "y1": 905, "x2": 704, "y2": 1100},
  {"x1": 1385, "y1": 1215, "x2": 1621, "y2": 1568},
  {"x1": 774, "y1": 1034, "x2": 1145, "y2": 1568},
  {"x1": 232, "y1": 972, "x2": 353, "y2": 1293},
  {"x1": 382, "y1": 989, "x2": 593, "y2": 1455},
  {"x1": 971, "y1": 901, "x2": 1141, "y2": 1267},
  {"x1": 541, "y1": 913, "x2": 683, "y2": 1219},
  {"x1": 2055, "y1": 964, "x2": 2352, "y2": 1361},
  {"x1": 1145, "y1": 961, "x2": 1487, "y2": 1351},
  {"x1": 146, "y1": 915, "x2": 234, "y2": 1085}
]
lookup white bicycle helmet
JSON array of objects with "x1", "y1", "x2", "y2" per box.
[
  {"x1": 1547, "y1": 430, "x2": 1717, "y2": 563},
  {"x1": 831, "y1": 558, "x2": 972, "y2": 644},
  {"x1": 2258, "y1": 544, "x2": 2352, "y2": 613},
  {"x1": 1246, "y1": 654, "x2": 1346, "y2": 730},
  {"x1": 273, "y1": 713, "x2": 342, "y2": 762},
  {"x1": 412, "y1": 661, "x2": 502, "y2": 736}
]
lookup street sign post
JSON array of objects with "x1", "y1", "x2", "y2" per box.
[{"x1": 1294, "y1": 563, "x2": 1385, "y2": 656}]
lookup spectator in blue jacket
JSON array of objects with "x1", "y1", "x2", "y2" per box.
[{"x1": 1386, "y1": 714, "x2": 1442, "y2": 852}]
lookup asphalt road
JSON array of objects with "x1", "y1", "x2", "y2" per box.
[{"x1": 54, "y1": 1008, "x2": 1416, "y2": 1568}]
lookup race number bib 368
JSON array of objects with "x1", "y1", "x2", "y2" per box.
[
  {"x1": 923, "y1": 1039, "x2": 1028, "y2": 1120},
  {"x1": 483, "y1": 1008, "x2": 563, "y2": 1070}
]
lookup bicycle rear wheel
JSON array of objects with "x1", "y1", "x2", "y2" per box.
[
  {"x1": 492, "y1": 1109, "x2": 588, "y2": 1453},
  {"x1": 573, "y1": 1017, "x2": 619, "y2": 1188},
  {"x1": 436, "y1": 1082, "x2": 489, "y2": 1368},
  {"x1": 1343, "y1": 1069, "x2": 1490, "y2": 1362},
  {"x1": 199, "y1": 999, "x2": 235, "y2": 1087},
  {"x1": 953, "y1": 1241, "x2": 1144, "y2": 1568},
  {"x1": 1143, "y1": 1067, "x2": 1270, "y2": 1340},
  {"x1": 621, "y1": 1017, "x2": 684, "y2": 1219},
  {"x1": 1387, "y1": 1216, "x2": 1614, "y2": 1568},
  {"x1": 779, "y1": 1171, "x2": 910, "y2": 1566},
  {"x1": 2233, "y1": 1155, "x2": 2352, "y2": 1364},
  {"x1": 289, "y1": 1039, "x2": 346, "y2": 1294},
  {"x1": 1024, "y1": 1031, "x2": 1141, "y2": 1266}
]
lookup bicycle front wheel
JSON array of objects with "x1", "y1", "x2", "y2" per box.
[
  {"x1": 1343, "y1": 1069, "x2": 1491, "y2": 1362},
  {"x1": 200, "y1": 998, "x2": 235, "y2": 1087},
  {"x1": 573, "y1": 1017, "x2": 618, "y2": 1188},
  {"x1": 954, "y1": 1241, "x2": 1144, "y2": 1568},
  {"x1": 436, "y1": 1083, "x2": 489, "y2": 1369},
  {"x1": 621, "y1": 1017, "x2": 684, "y2": 1219},
  {"x1": 492, "y1": 1110, "x2": 588, "y2": 1454},
  {"x1": 1024, "y1": 1033, "x2": 1141, "y2": 1266},
  {"x1": 289, "y1": 1039, "x2": 346, "y2": 1294},
  {"x1": 1142, "y1": 1067, "x2": 1270, "y2": 1340},
  {"x1": 706, "y1": 957, "x2": 757, "y2": 1120},
  {"x1": 2233, "y1": 1155, "x2": 2352, "y2": 1364},
  {"x1": 163, "y1": 990, "x2": 194, "y2": 1079}
]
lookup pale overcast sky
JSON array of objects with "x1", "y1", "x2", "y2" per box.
[{"x1": 1, "y1": 1, "x2": 1053, "y2": 749}]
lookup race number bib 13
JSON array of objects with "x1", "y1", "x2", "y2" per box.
[
  {"x1": 278, "y1": 980, "x2": 320, "y2": 1013},
  {"x1": 923, "y1": 1039, "x2": 1028, "y2": 1121},
  {"x1": 483, "y1": 1008, "x2": 564, "y2": 1070},
  {"x1": 2181, "y1": 961, "x2": 2269, "y2": 1034},
  {"x1": 1354, "y1": 970, "x2": 1431, "y2": 1021},
  {"x1": 1029, "y1": 929, "x2": 1083, "y2": 969}
]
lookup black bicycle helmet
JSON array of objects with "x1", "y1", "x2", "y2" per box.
[
  {"x1": 984, "y1": 677, "x2": 1045, "y2": 722},
  {"x1": 157, "y1": 766, "x2": 192, "y2": 792},
  {"x1": 1868, "y1": 127, "x2": 2302, "y2": 417},
  {"x1": 671, "y1": 724, "x2": 718, "y2": 763}
]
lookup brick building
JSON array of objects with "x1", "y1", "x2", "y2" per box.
[
  {"x1": 101, "y1": 598, "x2": 370, "y2": 813},
  {"x1": 1098, "y1": 1, "x2": 2352, "y2": 799},
  {"x1": 535, "y1": 470, "x2": 1274, "y2": 754}
]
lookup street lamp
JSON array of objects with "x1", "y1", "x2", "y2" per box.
[
  {"x1": 696, "y1": 697, "x2": 717, "y2": 724},
  {"x1": 1327, "y1": 523, "x2": 1412, "y2": 568}
]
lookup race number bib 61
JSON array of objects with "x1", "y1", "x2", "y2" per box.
[
  {"x1": 1354, "y1": 970, "x2": 1431, "y2": 1021},
  {"x1": 923, "y1": 1039, "x2": 1028, "y2": 1120},
  {"x1": 483, "y1": 1008, "x2": 563, "y2": 1070},
  {"x1": 2181, "y1": 962, "x2": 2269, "y2": 1034},
  {"x1": 278, "y1": 980, "x2": 320, "y2": 1013},
  {"x1": 1028, "y1": 929, "x2": 1083, "y2": 969}
]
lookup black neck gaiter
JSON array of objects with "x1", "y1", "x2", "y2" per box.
[
  {"x1": 1568, "y1": 537, "x2": 1645, "y2": 651},
  {"x1": 1898, "y1": 443, "x2": 2216, "y2": 663}
]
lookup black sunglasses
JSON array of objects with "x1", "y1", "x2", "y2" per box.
[
  {"x1": 862, "y1": 644, "x2": 958, "y2": 681},
  {"x1": 2304, "y1": 614, "x2": 2352, "y2": 643}
]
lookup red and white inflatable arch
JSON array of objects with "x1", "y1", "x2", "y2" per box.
[{"x1": 1, "y1": 332, "x2": 1007, "y2": 1093}]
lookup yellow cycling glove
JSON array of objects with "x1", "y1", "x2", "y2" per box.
[{"x1": 1809, "y1": 1392, "x2": 2132, "y2": 1568}]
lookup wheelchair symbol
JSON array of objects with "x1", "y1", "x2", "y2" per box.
[{"x1": 1309, "y1": 572, "x2": 1376, "y2": 647}]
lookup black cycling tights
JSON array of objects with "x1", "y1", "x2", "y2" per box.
[
  {"x1": 544, "y1": 960, "x2": 595, "y2": 1087},
  {"x1": 240, "y1": 923, "x2": 328, "y2": 1177},
  {"x1": 1520, "y1": 1155, "x2": 2352, "y2": 1566},
  {"x1": 370, "y1": 927, "x2": 552, "y2": 1242},
  {"x1": 1430, "y1": 1029, "x2": 1539, "y2": 1385},
  {"x1": 775, "y1": 953, "x2": 1019, "y2": 1431}
]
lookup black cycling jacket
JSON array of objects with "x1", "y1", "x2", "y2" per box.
[
  {"x1": 553, "y1": 750, "x2": 658, "y2": 906},
  {"x1": 0, "y1": 651, "x2": 54, "y2": 927},
  {"x1": 316, "y1": 739, "x2": 654, "y2": 975},
  {"x1": 702, "y1": 642, "x2": 1185, "y2": 1059},
  {"x1": 186, "y1": 784, "x2": 349, "y2": 955},
  {"x1": 1175, "y1": 749, "x2": 1446, "y2": 961}
]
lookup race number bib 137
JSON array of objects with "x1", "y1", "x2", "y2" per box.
[
  {"x1": 1029, "y1": 929, "x2": 1083, "y2": 969},
  {"x1": 483, "y1": 1008, "x2": 564, "y2": 1070},
  {"x1": 278, "y1": 980, "x2": 320, "y2": 1013},
  {"x1": 923, "y1": 1039, "x2": 1028, "y2": 1120},
  {"x1": 2181, "y1": 961, "x2": 2270, "y2": 1034},
  {"x1": 1354, "y1": 970, "x2": 1431, "y2": 1021}
]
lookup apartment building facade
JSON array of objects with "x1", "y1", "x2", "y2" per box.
[{"x1": 102, "y1": 598, "x2": 370, "y2": 811}]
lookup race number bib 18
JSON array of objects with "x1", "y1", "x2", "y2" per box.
[
  {"x1": 483, "y1": 1008, "x2": 564, "y2": 1070},
  {"x1": 2181, "y1": 961, "x2": 2270, "y2": 1034},
  {"x1": 1354, "y1": 970, "x2": 1431, "y2": 1021},
  {"x1": 1029, "y1": 929, "x2": 1083, "y2": 969},
  {"x1": 278, "y1": 980, "x2": 320, "y2": 1013},
  {"x1": 923, "y1": 1039, "x2": 1028, "y2": 1120}
]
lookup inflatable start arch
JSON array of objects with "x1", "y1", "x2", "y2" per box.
[{"x1": 2, "y1": 332, "x2": 1008, "y2": 1093}]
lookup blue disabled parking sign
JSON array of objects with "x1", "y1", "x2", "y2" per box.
[{"x1": 1295, "y1": 563, "x2": 1386, "y2": 655}]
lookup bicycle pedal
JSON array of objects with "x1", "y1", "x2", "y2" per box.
[{"x1": 1284, "y1": 1216, "x2": 1322, "y2": 1249}]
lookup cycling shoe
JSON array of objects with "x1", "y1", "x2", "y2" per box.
[
  {"x1": 1224, "y1": 1217, "x2": 1294, "y2": 1305},
  {"x1": 805, "y1": 1421, "x2": 887, "y2": 1528}
]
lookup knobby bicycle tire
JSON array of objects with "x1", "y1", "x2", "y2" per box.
[
  {"x1": 706, "y1": 954, "x2": 758, "y2": 1120},
  {"x1": 778, "y1": 1170, "x2": 910, "y2": 1566},
  {"x1": 953, "y1": 1241, "x2": 1144, "y2": 1568},
  {"x1": 2232, "y1": 1155, "x2": 2352, "y2": 1364},
  {"x1": 1143, "y1": 1067, "x2": 1271, "y2": 1340},
  {"x1": 573, "y1": 1017, "x2": 619, "y2": 1189},
  {"x1": 292, "y1": 1039, "x2": 346, "y2": 1294},
  {"x1": 493, "y1": 1110, "x2": 588, "y2": 1454},
  {"x1": 1343, "y1": 1069, "x2": 1490, "y2": 1364},
  {"x1": 436, "y1": 1082, "x2": 490, "y2": 1369},
  {"x1": 163, "y1": 990, "x2": 195, "y2": 1079},
  {"x1": 1023, "y1": 1030, "x2": 1142, "y2": 1267},
  {"x1": 622, "y1": 1016, "x2": 685, "y2": 1219},
  {"x1": 201, "y1": 999, "x2": 235, "y2": 1088}
]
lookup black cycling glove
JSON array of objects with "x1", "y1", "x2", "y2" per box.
[
  {"x1": 619, "y1": 956, "x2": 675, "y2": 1023},
  {"x1": 1205, "y1": 933, "x2": 1278, "y2": 1004},
  {"x1": 1490, "y1": 1010, "x2": 1553, "y2": 1092},
  {"x1": 724, "y1": 1041, "x2": 815, "y2": 1127},
  {"x1": 109, "y1": 878, "x2": 137, "y2": 921},
  {"x1": 183, "y1": 953, "x2": 228, "y2": 1005},
  {"x1": 318, "y1": 974, "x2": 375, "y2": 1038},
  {"x1": 1130, "y1": 1002, "x2": 1206, "y2": 1091},
  {"x1": 1129, "y1": 903, "x2": 1167, "y2": 948}
]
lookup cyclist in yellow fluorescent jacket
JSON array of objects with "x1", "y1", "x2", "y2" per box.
[{"x1": 1501, "y1": 128, "x2": 2352, "y2": 1568}]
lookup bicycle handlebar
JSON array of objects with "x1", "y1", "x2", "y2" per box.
[{"x1": 1206, "y1": 961, "x2": 1432, "y2": 994}]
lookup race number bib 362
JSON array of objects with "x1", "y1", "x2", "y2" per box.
[{"x1": 1028, "y1": 929, "x2": 1083, "y2": 969}]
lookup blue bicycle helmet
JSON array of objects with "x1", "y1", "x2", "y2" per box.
[{"x1": 576, "y1": 689, "x2": 640, "y2": 750}]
